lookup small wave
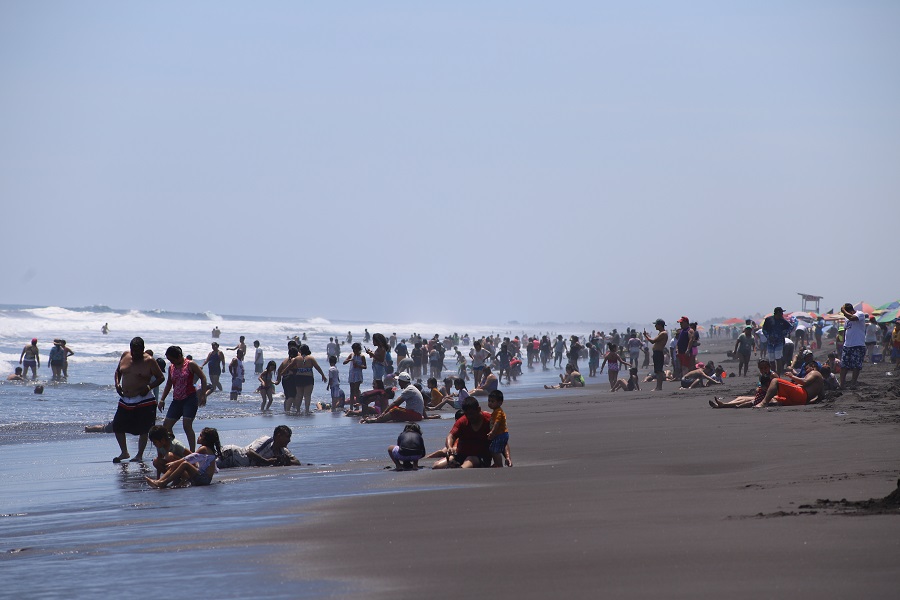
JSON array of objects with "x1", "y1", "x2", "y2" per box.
[
  {"x1": 203, "y1": 311, "x2": 223, "y2": 321},
  {"x1": 307, "y1": 317, "x2": 332, "y2": 325}
]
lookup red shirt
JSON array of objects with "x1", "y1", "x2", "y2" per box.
[{"x1": 450, "y1": 411, "x2": 492, "y2": 458}]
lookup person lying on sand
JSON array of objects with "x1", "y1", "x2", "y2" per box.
[
  {"x1": 643, "y1": 370, "x2": 675, "y2": 383},
  {"x1": 545, "y1": 364, "x2": 585, "y2": 389},
  {"x1": 709, "y1": 360, "x2": 774, "y2": 408},
  {"x1": 678, "y1": 363, "x2": 721, "y2": 389}
]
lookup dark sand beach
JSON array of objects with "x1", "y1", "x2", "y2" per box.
[
  {"x1": 3, "y1": 338, "x2": 899, "y2": 598},
  {"x1": 236, "y1": 338, "x2": 900, "y2": 598}
]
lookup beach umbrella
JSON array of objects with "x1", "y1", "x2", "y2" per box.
[
  {"x1": 854, "y1": 301, "x2": 875, "y2": 314},
  {"x1": 873, "y1": 300, "x2": 900, "y2": 315},
  {"x1": 723, "y1": 317, "x2": 744, "y2": 325},
  {"x1": 823, "y1": 313, "x2": 845, "y2": 322},
  {"x1": 876, "y1": 308, "x2": 900, "y2": 324}
]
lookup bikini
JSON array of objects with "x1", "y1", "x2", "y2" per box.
[{"x1": 296, "y1": 364, "x2": 314, "y2": 387}]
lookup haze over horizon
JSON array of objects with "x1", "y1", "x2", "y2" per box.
[{"x1": 2, "y1": 2, "x2": 897, "y2": 325}]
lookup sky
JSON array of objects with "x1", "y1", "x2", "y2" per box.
[{"x1": 1, "y1": 1, "x2": 898, "y2": 325}]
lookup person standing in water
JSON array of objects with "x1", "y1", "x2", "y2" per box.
[
  {"x1": 201, "y1": 342, "x2": 226, "y2": 393},
  {"x1": 113, "y1": 337, "x2": 166, "y2": 463},
  {"x1": 19, "y1": 338, "x2": 40, "y2": 380},
  {"x1": 159, "y1": 345, "x2": 209, "y2": 452}
]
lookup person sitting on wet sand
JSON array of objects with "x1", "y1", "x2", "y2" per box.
[
  {"x1": 468, "y1": 365, "x2": 499, "y2": 397},
  {"x1": 611, "y1": 367, "x2": 640, "y2": 392},
  {"x1": 544, "y1": 363, "x2": 585, "y2": 389},
  {"x1": 145, "y1": 427, "x2": 221, "y2": 488},
  {"x1": 753, "y1": 363, "x2": 827, "y2": 408},
  {"x1": 678, "y1": 362, "x2": 722, "y2": 389},
  {"x1": 148, "y1": 424, "x2": 190, "y2": 475},
  {"x1": 345, "y1": 380, "x2": 395, "y2": 417},
  {"x1": 361, "y1": 372, "x2": 426, "y2": 423},
  {"x1": 431, "y1": 397, "x2": 493, "y2": 469},
  {"x1": 709, "y1": 360, "x2": 774, "y2": 408}
]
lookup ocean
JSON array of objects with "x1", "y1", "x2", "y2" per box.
[{"x1": 0, "y1": 304, "x2": 627, "y2": 598}]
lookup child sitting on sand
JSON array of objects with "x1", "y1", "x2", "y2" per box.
[
  {"x1": 148, "y1": 425, "x2": 189, "y2": 475},
  {"x1": 257, "y1": 360, "x2": 277, "y2": 411},
  {"x1": 388, "y1": 423, "x2": 426, "y2": 470},
  {"x1": 146, "y1": 427, "x2": 221, "y2": 488},
  {"x1": 611, "y1": 367, "x2": 640, "y2": 392},
  {"x1": 487, "y1": 390, "x2": 512, "y2": 467}
]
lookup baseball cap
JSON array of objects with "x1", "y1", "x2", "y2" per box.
[
  {"x1": 678, "y1": 316, "x2": 689, "y2": 323},
  {"x1": 397, "y1": 372, "x2": 411, "y2": 383},
  {"x1": 31, "y1": 338, "x2": 37, "y2": 344},
  {"x1": 774, "y1": 307, "x2": 784, "y2": 314},
  {"x1": 654, "y1": 318, "x2": 666, "y2": 326}
]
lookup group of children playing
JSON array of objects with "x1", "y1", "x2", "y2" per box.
[{"x1": 143, "y1": 387, "x2": 513, "y2": 489}]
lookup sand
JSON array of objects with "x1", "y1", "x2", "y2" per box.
[
  {"x1": 232, "y1": 337, "x2": 900, "y2": 598},
  {"x1": 4, "y1": 337, "x2": 899, "y2": 599}
]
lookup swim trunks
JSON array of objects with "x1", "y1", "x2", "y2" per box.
[
  {"x1": 489, "y1": 432, "x2": 509, "y2": 455},
  {"x1": 113, "y1": 392, "x2": 157, "y2": 435},
  {"x1": 773, "y1": 379, "x2": 808, "y2": 406},
  {"x1": 652, "y1": 350, "x2": 665, "y2": 373},
  {"x1": 841, "y1": 345, "x2": 866, "y2": 371},
  {"x1": 766, "y1": 344, "x2": 784, "y2": 362}
]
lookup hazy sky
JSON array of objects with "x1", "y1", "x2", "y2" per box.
[{"x1": 2, "y1": 1, "x2": 898, "y2": 325}]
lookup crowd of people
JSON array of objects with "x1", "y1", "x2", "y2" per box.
[{"x1": 10, "y1": 300, "x2": 897, "y2": 487}]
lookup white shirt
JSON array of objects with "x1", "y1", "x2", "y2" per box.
[
  {"x1": 844, "y1": 313, "x2": 867, "y2": 348},
  {"x1": 864, "y1": 323, "x2": 878, "y2": 344}
]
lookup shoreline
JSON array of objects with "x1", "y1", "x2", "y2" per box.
[
  {"x1": 229, "y1": 356, "x2": 900, "y2": 598},
  {"x1": 3, "y1": 337, "x2": 899, "y2": 598}
]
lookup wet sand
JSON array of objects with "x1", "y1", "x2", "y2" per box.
[
  {"x1": 4, "y1": 338, "x2": 899, "y2": 598},
  {"x1": 237, "y1": 339, "x2": 900, "y2": 598}
]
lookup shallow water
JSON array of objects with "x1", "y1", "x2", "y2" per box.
[{"x1": 1, "y1": 305, "x2": 608, "y2": 597}]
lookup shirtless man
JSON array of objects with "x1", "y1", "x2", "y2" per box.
[
  {"x1": 643, "y1": 319, "x2": 669, "y2": 391},
  {"x1": 754, "y1": 365, "x2": 825, "y2": 408},
  {"x1": 19, "y1": 338, "x2": 40, "y2": 380},
  {"x1": 113, "y1": 337, "x2": 166, "y2": 463},
  {"x1": 228, "y1": 335, "x2": 247, "y2": 357},
  {"x1": 201, "y1": 342, "x2": 226, "y2": 392}
]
